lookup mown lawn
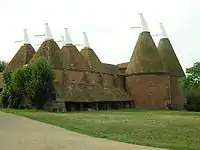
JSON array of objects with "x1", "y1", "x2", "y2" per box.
[{"x1": 1, "y1": 108, "x2": 200, "y2": 150}]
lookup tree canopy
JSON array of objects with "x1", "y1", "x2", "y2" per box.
[
  {"x1": 28, "y1": 57, "x2": 55, "y2": 109},
  {"x1": 180, "y1": 62, "x2": 200, "y2": 89},
  {"x1": 180, "y1": 62, "x2": 200, "y2": 111},
  {"x1": 0, "y1": 60, "x2": 7, "y2": 72},
  {"x1": 0, "y1": 57, "x2": 55, "y2": 109}
]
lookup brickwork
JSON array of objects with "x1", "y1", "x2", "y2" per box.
[
  {"x1": 3, "y1": 35, "x2": 186, "y2": 110},
  {"x1": 101, "y1": 74, "x2": 115, "y2": 88},
  {"x1": 118, "y1": 68, "x2": 126, "y2": 74},
  {"x1": 66, "y1": 70, "x2": 84, "y2": 83},
  {"x1": 44, "y1": 101, "x2": 66, "y2": 112},
  {"x1": 114, "y1": 75, "x2": 125, "y2": 89},
  {"x1": 86, "y1": 72, "x2": 100, "y2": 84},
  {"x1": 126, "y1": 74, "x2": 171, "y2": 109},
  {"x1": 170, "y1": 76, "x2": 185, "y2": 109},
  {"x1": 53, "y1": 69, "x2": 64, "y2": 84}
]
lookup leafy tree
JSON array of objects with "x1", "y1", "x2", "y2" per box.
[
  {"x1": 184, "y1": 89, "x2": 200, "y2": 111},
  {"x1": 180, "y1": 62, "x2": 200, "y2": 89},
  {"x1": 11, "y1": 66, "x2": 32, "y2": 108},
  {"x1": 0, "y1": 60, "x2": 7, "y2": 72},
  {"x1": 0, "y1": 72, "x2": 20, "y2": 108},
  {"x1": 0, "y1": 57, "x2": 55, "y2": 109},
  {"x1": 0, "y1": 72, "x2": 11, "y2": 108},
  {"x1": 29, "y1": 57, "x2": 55, "y2": 109},
  {"x1": 180, "y1": 62, "x2": 200, "y2": 111}
]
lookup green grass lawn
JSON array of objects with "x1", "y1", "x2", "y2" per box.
[{"x1": 1, "y1": 108, "x2": 200, "y2": 150}]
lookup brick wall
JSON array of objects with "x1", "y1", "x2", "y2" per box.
[
  {"x1": 101, "y1": 74, "x2": 115, "y2": 88},
  {"x1": 118, "y1": 68, "x2": 126, "y2": 74},
  {"x1": 87, "y1": 72, "x2": 100, "y2": 84},
  {"x1": 170, "y1": 76, "x2": 185, "y2": 109},
  {"x1": 66, "y1": 70, "x2": 84, "y2": 82},
  {"x1": 125, "y1": 74, "x2": 171, "y2": 109},
  {"x1": 53, "y1": 69, "x2": 64, "y2": 84},
  {"x1": 114, "y1": 75, "x2": 125, "y2": 89},
  {"x1": 44, "y1": 101, "x2": 66, "y2": 112}
]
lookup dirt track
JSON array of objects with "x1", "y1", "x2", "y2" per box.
[{"x1": 0, "y1": 111, "x2": 166, "y2": 150}]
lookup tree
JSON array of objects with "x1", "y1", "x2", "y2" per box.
[
  {"x1": 0, "y1": 72, "x2": 20, "y2": 108},
  {"x1": 28, "y1": 57, "x2": 55, "y2": 109},
  {"x1": 11, "y1": 66, "x2": 32, "y2": 108},
  {"x1": 0, "y1": 72, "x2": 11, "y2": 108},
  {"x1": 0, "y1": 60, "x2": 7, "y2": 72},
  {"x1": 0, "y1": 57, "x2": 55, "y2": 109},
  {"x1": 180, "y1": 62, "x2": 200, "y2": 111},
  {"x1": 184, "y1": 89, "x2": 200, "y2": 111},
  {"x1": 180, "y1": 62, "x2": 200, "y2": 89}
]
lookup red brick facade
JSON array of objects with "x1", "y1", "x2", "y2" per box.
[
  {"x1": 125, "y1": 74, "x2": 171, "y2": 109},
  {"x1": 52, "y1": 67, "x2": 185, "y2": 110},
  {"x1": 170, "y1": 76, "x2": 185, "y2": 109}
]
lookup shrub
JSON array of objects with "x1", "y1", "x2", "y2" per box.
[
  {"x1": 0, "y1": 88, "x2": 9, "y2": 108},
  {"x1": 28, "y1": 57, "x2": 55, "y2": 109},
  {"x1": 11, "y1": 66, "x2": 32, "y2": 108},
  {"x1": 184, "y1": 89, "x2": 200, "y2": 111},
  {"x1": 0, "y1": 60, "x2": 7, "y2": 72},
  {"x1": 179, "y1": 62, "x2": 200, "y2": 111},
  {"x1": 0, "y1": 72, "x2": 20, "y2": 108},
  {"x1": 0, "y1": 57, "x2": 55, "y2": 110}
]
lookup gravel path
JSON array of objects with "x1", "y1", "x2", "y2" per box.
[{"x1": 0, "y1": 111, "x2": 167, "y2": 150}]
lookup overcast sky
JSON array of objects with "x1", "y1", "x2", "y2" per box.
[{"x1": 0, "y1": 0, "x2": 199, "y2": 70}]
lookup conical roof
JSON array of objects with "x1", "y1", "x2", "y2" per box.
[
  {"x1": 61, "y1": 44, "x2": 90, "y2": 70},
  {"x1": 6, "y1": 44, "x2": 35, "y2": 72},
  {"x1": 30, "y1": 39, "x2": 63, "y2": 69},
  {"x1": 158, "y1": 38, "x2": 184, "y2": 76},
  {"x1": 126, "y1": 31, "x2": 165, "y2": 74},
  {"x1": 80, "y1": 47, "x2": 104, "y2": 72}
]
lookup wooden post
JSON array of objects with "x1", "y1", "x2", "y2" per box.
[
  {"x1": 80, "y1": 103, "x2": 83, "y2": 111},
  {"x1": 130, "y1": 101, "x2": 134, "y2": 108},
  {"x1": 68, "y1": 103, "x2": 72, "y2": 112},
  {"x1": 107, "y1": 102, "x2": 111, "y2": 110},
  {"x1": 120, "y1": 102, "x2": 123, "y2": 109},
  {"x1": 91, "y1": 102, "x2": 95, "y2": 110},
  {"x1": 95, "y1": 103, "x2": 99, "y2": 110},
  {"x1": 66, "y1": 102, "x2": 69, "y2": 112},
  {"x1": 104, "y1": 103, "x2": 107, "y2": 110},
  {"x1": 129, "y1": 101, "x2": 131, "y2": 108}
]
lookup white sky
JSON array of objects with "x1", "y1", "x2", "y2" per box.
[{"x1": 0, "y1": 0, "x2": 199, "y2": 70}]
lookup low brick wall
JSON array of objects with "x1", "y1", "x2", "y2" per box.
[
  {"x1": 125, "y1": 74, "x2": 171, "y2": 109},
  {"x1": 44, "y1": 101, "x2": 66, "y2": 112}
]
